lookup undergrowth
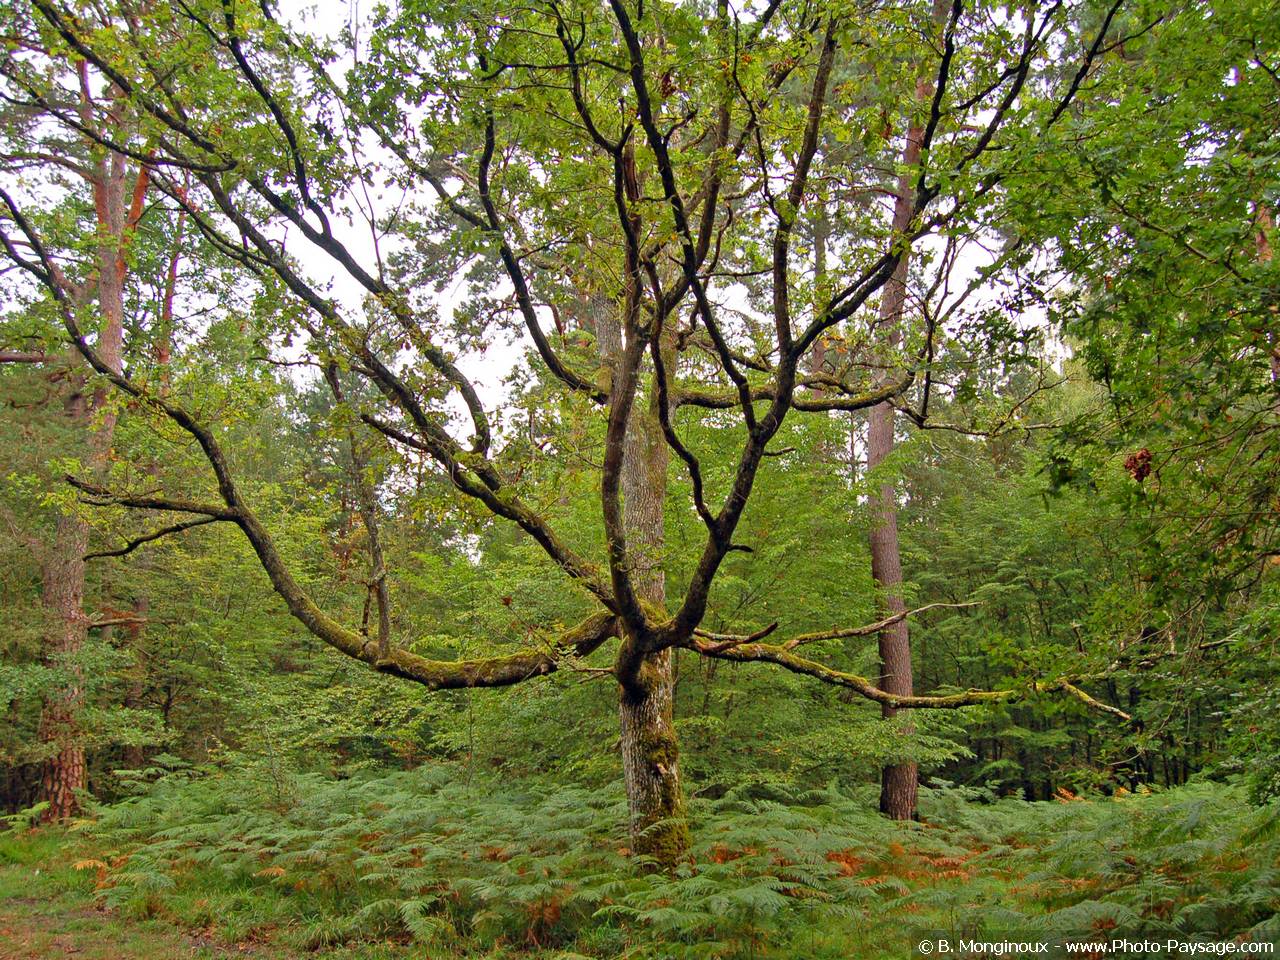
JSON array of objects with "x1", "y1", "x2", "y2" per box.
[{"x1": 11, "y1": 771, "x2": 1277, "y2": 958}]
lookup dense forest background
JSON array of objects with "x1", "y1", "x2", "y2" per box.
[
  {"x1": 2, "y1": 364, "x2": 1265, "y2": 808},
  {"x1": 0, "y1": 0, "x2": 1276, "y2": 954}
]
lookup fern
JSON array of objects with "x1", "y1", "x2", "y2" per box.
[{"x1": 73, "y1": 769, "x2": 1280, "y2": 958}]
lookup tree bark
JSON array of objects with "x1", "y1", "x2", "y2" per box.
[
  {"x1": 860, "y1": 0, "x2": 952, "y2": 824},
  {"x1": 866, "y1": 0, "x2": 949, "y2": 820},
  {"x1": 617, "y1": 381, "x2": 687, "y2": 867},
  {"x1": 588, "y1": 294, "x2": 689, "y2": 867},
  {"x1": 38, "y1": 457, "x2": 91, "y2": 820},
  {"x1": 36, "y1": 137, "x2": 130, "y2": 821},
  {"x1": 867, "y1": 186, "x2": 919, "y2": 818},
  {"x1": 867, "y1": 390, "x2": 918, "y2": 820}
]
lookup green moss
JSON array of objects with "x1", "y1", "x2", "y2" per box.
[{"x1": 631, "y1": 717, "x2": 691, "y2": 870}]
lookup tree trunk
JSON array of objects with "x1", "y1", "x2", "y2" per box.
[
  {"x1": 865, "y1": 28, "x2": 947, "y2": 829},
  {"x1": 866, "y1": 0, "x2": 949, "y2": 820},
  {"x1": 867, "y1": 394, "x2": 918, "y2": 820},
  {"x1": 867, "y1": 176, "x2": 920, "y2": 819},
  {"x1": 587, "y1": 294, "x2": 689, "y2": 866},
  {"x1": 36, "y1": 142, "x2": 131, "y2": 820},
  {"x1": 37, "y1": 462, "x2": 91, "y2": 820},
  {"x1": 617, "y1": 386, "x2": 687, "y2": 866}
]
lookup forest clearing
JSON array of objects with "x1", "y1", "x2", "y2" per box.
[{"x1": 0, "y1": 0, "x2": 1276, "y2": 955}]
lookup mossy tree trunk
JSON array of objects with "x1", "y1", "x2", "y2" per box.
[{"x1": 617, "y1": 390, "x2": 687, "y2": 867}]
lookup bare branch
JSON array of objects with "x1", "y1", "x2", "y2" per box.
[
  {"x1": 84, "y1": 515, "x2": 224, "y2": 560},
  {"x1": 781, "y1": 602, "x2": 981, "y2": 649},
  {"x1": 373, "y1": 612, "x2": 619, "y2": 691},
  {"x1": 692, "y1": 620, "x2": 778, "y2": 652},
  {"x1": 67, "y1": 477, "x2": 237, "y2": 519}
]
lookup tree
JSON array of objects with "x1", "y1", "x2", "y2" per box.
[
  {"x1": 861, "y1": 0, "x2": 951, "y2": 822},
  {"x1": 1, "y1": 0, "x2": 1152, "y2": 864},
  {"x1": 0, "y1": 10, "x2": 160, "y2": 814}
]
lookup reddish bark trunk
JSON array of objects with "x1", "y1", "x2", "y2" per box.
[
  {"x1": 38, "y1": 480, "x2": 91, "y2": 820},
  {"x1": 866, "y1": 424, "x2": 918, "y2": 820},
  {"x1": 36, "y1": 104, "x2": 133, "y2": 820},
  {"x1": 866, "y1": 0, "x2": 950, "y2": 821}
]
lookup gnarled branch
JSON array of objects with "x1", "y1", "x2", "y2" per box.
[{"x1": 683, "y1": 636, "x2": 1133, "y2": 722}]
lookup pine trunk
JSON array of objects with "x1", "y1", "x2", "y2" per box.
[
  {"x1": 867, "y1": 164, "x2": 920, "y2": 820},
  {"x1": 37, "y1": 485, "x2": 91, "y2": 820},
  {"x1": 866, "y1": 18, "x2": 945, "y2": 820},
  {"x1": 864, "y1": 0, "x2": 955, "y2": 820},
  {"x1": 867, "y1": 397, "x2": 918, "y2": 820},
  {"x1": 36, "y1": 144, "x2": 130, "y2": 820}
]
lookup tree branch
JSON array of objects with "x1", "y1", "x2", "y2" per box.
[
  {"x1": 83, "y1": 515, "x2": 224, "y2": 560},
  {"x1": 67, "y1": 477, "x2": 238, "y2": 519},
  {"x1": 683, "y1": 636, "x2": 1133, "y2": 722},
  {"x1": 0, "y1": 350, "x2": 48, "y2": 363},
  {"x1": 781, "y1": 602, "x2": 981, "y2": 649}
]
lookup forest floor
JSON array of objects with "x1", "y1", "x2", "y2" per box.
[
  {"x1": 0, "y1": 810, "x2": 979, "y2": 960},
  {"x1": 0, "y1": 830, "x2": 297, "y2": 960},
  {"x1": 0, "y1": 891, "x2": 268, "y2": 960},
  {"x1": 0, "y1": 830, "x2": 552, "y2": 960},
  {"x1": 0, "y1": 779, "x2": 1273, "y2": 959}
]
